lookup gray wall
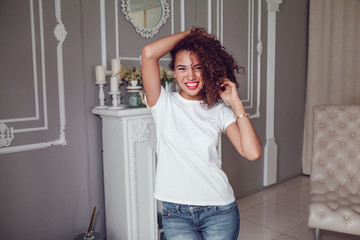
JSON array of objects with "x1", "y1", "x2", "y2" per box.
[{"x1": 0, "y1": 0, "x2": 308, "y2": 239}]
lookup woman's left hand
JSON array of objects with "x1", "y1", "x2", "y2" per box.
[{"x1": 218, "y1": 78, "x2": 240, "y2": 105}]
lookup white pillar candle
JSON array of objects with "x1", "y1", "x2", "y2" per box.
[
  {"x1": 110, "y1": 76, "x2": 119, "y2": 92},
  {"x1": 95, "y1": 65, "x2": 106, "y2": 84},
  {"x1": 111, "y1": 58, "x2": 121, "y2": 76}
]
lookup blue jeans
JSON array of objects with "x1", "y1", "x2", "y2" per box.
[{"x1": 161, "y1": 201, "x2": 240, "y2": 240}]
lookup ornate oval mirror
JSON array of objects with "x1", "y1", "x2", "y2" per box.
[{"x1": 121, "y1": 0, "x2": 170, "y2": 38}]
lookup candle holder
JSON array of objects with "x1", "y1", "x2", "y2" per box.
[
  {"x1": 95, "y1": 83, "x2": 107, "y2": 109},
  {"x1": 108, "y1": 91, "x2": 123, "y2": 110}
]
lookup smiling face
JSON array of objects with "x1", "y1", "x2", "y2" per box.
[{"x1": 173, "y1": 50, "x2": 204, "y2": 100}]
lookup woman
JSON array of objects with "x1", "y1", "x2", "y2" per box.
[{"x1": 142, "y1": 28, "x2": 261, "y2": 240}]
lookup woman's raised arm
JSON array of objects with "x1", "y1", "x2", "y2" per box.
[{"x1": 142, "y1": 30, "x2": 190, "y2": 107}]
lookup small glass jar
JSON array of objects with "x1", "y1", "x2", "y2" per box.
[{"x1": 125, "y1": 90, "x2": 142, "y2": 108}]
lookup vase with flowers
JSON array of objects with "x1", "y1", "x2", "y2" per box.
[
  {"x1": 118, "y1": 65, "x2": 145, "y2": 108},
  {"x1": 119, "y1": 65, "x2": 142, "y2": 87}
]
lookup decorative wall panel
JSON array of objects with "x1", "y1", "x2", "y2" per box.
[{"x1": 0, "y1": 0, "x2": 67, "y2": 154}]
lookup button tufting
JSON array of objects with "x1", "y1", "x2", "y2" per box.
[{"x1": 309, "y1": 105, "x2": 360, "y2": 236}]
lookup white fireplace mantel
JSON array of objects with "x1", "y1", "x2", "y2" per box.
[{"x1": 92, "y1": 107, "x2": 159, "y2": 240}]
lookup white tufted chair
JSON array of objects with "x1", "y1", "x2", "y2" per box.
[{"x1": 308, "y1": 105, "x2": 360, "y2": 240}]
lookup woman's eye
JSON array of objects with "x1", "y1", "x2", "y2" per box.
[
  {"x1": 195, "y1": 66, "x2": 202, "y2": 70},
  {"x1": 178, "y1": 67, "x2": 185, "y2": 71}
]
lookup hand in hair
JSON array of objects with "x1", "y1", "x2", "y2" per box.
[
  {"x1": 218, "y1": 78, "x2": 240, "y2": 106},
  {"x1": 190, "y1": 27, "x2": 215, "y2": 39}
]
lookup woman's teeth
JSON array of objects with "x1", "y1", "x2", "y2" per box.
[{"x1": 186, "y1": 82, "x2": 198, "y2": 87}]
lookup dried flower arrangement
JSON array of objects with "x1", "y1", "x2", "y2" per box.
[{"x1": 118, "y1": 65, "x2": 142, "y2": 85}]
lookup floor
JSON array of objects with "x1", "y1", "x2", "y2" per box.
[{"x1": 236, "y1": 175, "x2": 359, "y2": 240}]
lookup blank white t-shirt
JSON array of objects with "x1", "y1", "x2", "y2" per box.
[{"x1": 149, "y1": 87, "x2": 236, "y2": 206}]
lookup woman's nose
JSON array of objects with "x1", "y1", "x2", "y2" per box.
[{"x1": 187, "y1": 69, "x2": 196, "y2": 80}]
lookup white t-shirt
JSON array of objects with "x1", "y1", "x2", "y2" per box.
[{"x1": 149, "y1": 87, "x2": 236, "y2": 206}]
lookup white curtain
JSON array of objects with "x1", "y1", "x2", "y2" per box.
[{"x1": 302, "y1": 0, "x2": 360, "y2": 174}]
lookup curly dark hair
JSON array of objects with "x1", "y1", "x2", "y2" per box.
[{"x1": 169, "y1": 27, "x2": 245, "y2": 107}]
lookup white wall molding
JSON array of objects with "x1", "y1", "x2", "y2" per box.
[
  {"x1": 171, "y1": 0, "x2": 174, "y2": 34},
  {"x1": 220, "y1": 0, "x2": 261, "y2": 119},
  {"x1": 264, "y1": 0, "x2": 282, "y2": 186},
  {"x1": 208, "y1": 0, "x2": 212, "y2": 34},
  {"x1": 0, "y1": 0, "x2": 67, "y2": 154},
  {"x1": 255, "y1": 0, "x2": 262, "y2": 118},
  {"x1": 100, "y1": 0, "x2": 107, "y2": 69},
  {"x1": 1, "y1": 0, "x2": 47, "y2": 129},
  {"x1": 180, "y1": 0, "x2": 185, "y2": 31}
]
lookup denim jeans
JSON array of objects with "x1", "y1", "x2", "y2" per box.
[{"x1": 161, "y1": 201, "x2": 240, "y2": 240}]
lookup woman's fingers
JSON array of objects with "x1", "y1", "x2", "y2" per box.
[{"x1": 220, "y1": 78, "x2": 236, "y2": 89}]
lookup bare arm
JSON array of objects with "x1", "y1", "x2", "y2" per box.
[
  {"x1": 220, "y1": 79, "x2": 262, "y2": 161},
  {"x1": 142, "y1": 30, "x2": 191, "y2": 107}
]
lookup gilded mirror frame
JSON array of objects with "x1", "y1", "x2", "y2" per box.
[{"x1": 121, "y1": 0, "x2": 170, "y2": 38}]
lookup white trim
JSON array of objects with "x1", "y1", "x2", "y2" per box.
[
  {"x1": 180, "y1": 0, "x2": 185, "y2": 31},
  {"x1": 115, "y1": 0, "x2": 119, "y2": 58},
  {"x1": 216, "y1": 0, "x2": 220, "y2": 38},
  {"x1": 255, "y1": 0, "x2": 262, "y2": 117},
  {"x1": 10, "y1": 0, "x2": 48, "y2": 133},
  {"x1": 0, "y1": 0, "x2": 67, "y2": 154},
  {"x1": 208, "y1": 0, "x2": 212, "y2": 34},
  {"x1": 39, "y1": 0, "x2": 49, "y2": 131},
  {"x1": 264, "y1": 0, "x2": 282, "y2": 186},
  {"x1": 55, "y1": 0, "x2": 67, "y2": 148},
  {"x1": 114, "y1": 56, "x2": 171, "y2": 66},
  {"x1": 100, "y1": 0, "x2": 107, "y2": 68},
  {"x1": 220, "y1": 0, "x2": 223, "y2": 43},
  {"x1": 123, "y1": 120, "x2": 134, "y2": 240},
  {"x1": 1, "y1": 0, "x2": 48, "y2": 125},
  {"x1": 220, "y1": 0, "x2": 261, "y2": 119},
  {"x1": 171, "y1": 0, "x2": 174, "y2": 34},
  {"x1": 30, "y1": 0, "x2": 40, "y2": 121},
  {"x1": 244, "y1": 0, "x2": 254, "y2": 105}
]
